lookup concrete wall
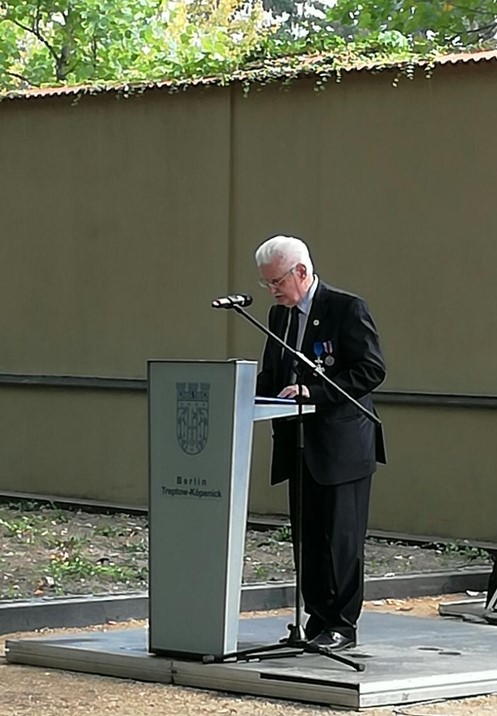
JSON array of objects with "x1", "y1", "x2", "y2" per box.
[{"x1": 1, "y1": 61, "x2": 496, "y2": 540}]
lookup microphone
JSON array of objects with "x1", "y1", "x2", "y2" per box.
[{"x1": 212, "y1": 294, "x2": 253, "y2": 309}]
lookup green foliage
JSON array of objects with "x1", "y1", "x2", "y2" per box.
[
  {"x1": 93, "y1": 524, "x2": 127, "y2": 537},
  {"x1": 271, "y1": 524, "x2": 292, "y2": 542},
  {"x1": 262, "y1": 0, "x2": 497, "y2": 48},
  {"x1": 430, "y1": 539, "x2": 491, "y2": 561},
  {"x1": 47, "y1": 550, "x2": 146, "y2": 587},
  {"x1": 256, "y1": 0, "x2": 497, "y2": 69},
  {"x1": 252, "y1": 563, "x2": 269, "y2": 580},
  {"x1": 1, "y1": 0, "x2": 497, "y2": 93},
  {"x1": 0, "y1": 0, "x2": 270, "y2": 90},
  {"x1": 0, "y1": 514, "x2": 46, "y2": 541},
  {"x1": 327, "y1": 0, "x2": 497, "y2": 45}
]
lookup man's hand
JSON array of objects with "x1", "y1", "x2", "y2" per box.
[{"x1": 278, "y1": 384, "x2": 310, "y2": 399}]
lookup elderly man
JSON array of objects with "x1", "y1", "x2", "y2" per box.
[{"x1": 256, "y1": 234, "x2": 386, "y2": 651}]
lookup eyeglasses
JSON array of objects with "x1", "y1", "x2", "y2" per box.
[{"x1": 258, "y1": 266, "x2": 297, "y2": 290}]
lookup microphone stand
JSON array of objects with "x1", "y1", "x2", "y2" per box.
[{"x1": 204, "y1": 303, "x2": 382, "y2": 671}]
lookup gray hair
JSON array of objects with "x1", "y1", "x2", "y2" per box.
[{"x1": 255, "y1": 235, "x2": 314, "y2": 274}]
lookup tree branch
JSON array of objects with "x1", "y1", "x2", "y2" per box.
[
  {"x1": 448, "y1": 18, "x2": 497, "y2": 41},
  {"x1": 9, "y1": 17, "x2": 59, "y2": 63},
  {"x1": 4, "y1": 69, "x2": 40, "y2": 87},
  {"x1": 448, "y1": 3, "x2": 497, "y2": 19},
  {"x1": 91, "y1": 32, "x2": 98, "y2": 69},
  {"x1": 465, "y1": 20, "x2": 497, "y2": 33},
  {"x1": 35, "y1": 0, "x2": 41, "y2": 34}
]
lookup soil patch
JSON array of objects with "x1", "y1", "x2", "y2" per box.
[{"x1": 0, "y1": 501, "x2": 492, "y2": 601}]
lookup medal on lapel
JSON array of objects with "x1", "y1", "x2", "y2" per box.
[
  {"x1": 312, "y1": 341, "x2": 326, "y2": 375},
  {"x1": 323, "y1": 339, "x2": 335, "y2": 367}
]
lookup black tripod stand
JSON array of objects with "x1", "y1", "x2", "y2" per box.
[{"x1": 203, "y1": 300, "x2": 382, "y2": 671}]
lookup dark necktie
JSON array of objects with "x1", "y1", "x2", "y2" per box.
[{"x1": 279, "y1": 306, "x2": 300, "y2": 389}]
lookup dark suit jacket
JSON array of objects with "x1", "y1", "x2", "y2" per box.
[{"x1": 256, "y1": 281, "x2": 386, "y2": 486}]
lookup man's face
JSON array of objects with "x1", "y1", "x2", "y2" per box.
[{"x1": 259, "y1": 259, "x2": 308, "y2": 307}]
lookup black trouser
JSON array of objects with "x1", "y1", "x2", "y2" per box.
[
  {"x1": 486, "y1": 553, "x2": 497, "y2": 608},
  {"x1": 288, "y1": 468, "x2": 372, "y2": 639}
]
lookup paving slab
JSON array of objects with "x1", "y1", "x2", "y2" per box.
[{"x1": 6, "y1": 611, "x2": 497, "y2": 710}]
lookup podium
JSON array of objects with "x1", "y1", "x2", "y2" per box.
[{"x1": 147, "y1": 359, "x2": 315, "y2": 658}]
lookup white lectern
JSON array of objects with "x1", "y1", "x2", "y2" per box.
[{"x1": 147, "y1": 359, "x2": 314, "y2": 658}]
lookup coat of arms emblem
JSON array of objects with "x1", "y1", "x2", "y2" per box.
[{"x1": 176, "y1": 382, "x2": 210, "y2": 455}]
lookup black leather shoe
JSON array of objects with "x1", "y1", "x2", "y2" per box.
[
  {"x1": 304, "y1": 615, "x2": 325, "y2": 641},
  {"x1": 308, "y1": 629, "x2": 356, "y2": 651}
]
